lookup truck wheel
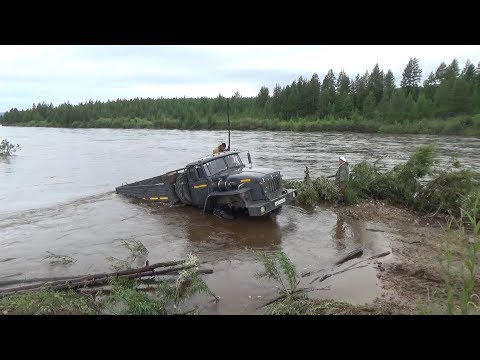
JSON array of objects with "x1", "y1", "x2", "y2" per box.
[{"x1": 175, "y1": 172, "x2": 192, "y2": 205}]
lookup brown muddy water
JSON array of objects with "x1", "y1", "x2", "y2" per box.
[{"x1": 1, "y1": 126, "x2": 480, "y2": 314}]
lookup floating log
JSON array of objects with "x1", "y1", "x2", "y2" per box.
[
  {"x1": 302, "y1": 249, "x2": 389, "y2": 278},
  {"x1": 310, "y1": 264, "x2": 368, "y2": 284},
  {"x1": 343, "y1": 251, "x2": 391, "y2": 270},
  {"x1": 334, "y1": 248, "x2": 363, "y2": 266},
  {"x1": 257, "y1": 287, "x2": 329, "y2": 309},
  {"x1": 0, "y1": 260, "x2": 185, "y2": 291},
  {"x1": 0, "y1": 261, "x2": 208, "y2": 296}
]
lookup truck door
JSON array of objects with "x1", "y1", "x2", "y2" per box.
[{"x1": 187, "y1": 165, "x2": 209, "y2": 208}]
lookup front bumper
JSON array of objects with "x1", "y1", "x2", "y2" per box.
[{"x1": 246, "y1": 188, "x2": 297, "y2": 216}]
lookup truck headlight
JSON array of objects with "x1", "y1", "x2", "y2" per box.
[
  {"x1": 260, "y1": 206, "x2": 266, "y2": 213},
  {"x1": 293, "y1": 191, "x2": 297, "y2": 198}
]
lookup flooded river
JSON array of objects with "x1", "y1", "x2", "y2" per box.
[{"x1": 1, "y1": 126, "x2": 479, "y2": 313}]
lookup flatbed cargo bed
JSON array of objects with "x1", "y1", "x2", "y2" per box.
[{"x1": 115, "y1": 168, "x2": 185, "y2": 205}]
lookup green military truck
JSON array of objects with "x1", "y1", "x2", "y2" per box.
[{"x1": 115, "y1": 151, "x2": 297, "y2": 217}]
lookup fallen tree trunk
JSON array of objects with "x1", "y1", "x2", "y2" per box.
[
  {"x1": 310, "y1": 264, "x2": 368, "y2": 284},
  {"x1": 343, "y1": 251, "x2": 391, "y2": 271},
  {"x1": 302, "y1": 249, "x2": 389, "y2": 278},
  {"x1": 0, "y1": 260, "x2": 186, "y2": 291},
  {"x1": 0, "y1": 275, "x2": 86, "y2": 287},
  {"x1": 77, "y1": 269, "x2": 214, "y2": 295},
  {"x1": 302, "y1": 248, "x2": 363, "y2": 278},
  {"x1": 0, "y1": 261, "x2": 199, "y2": 296},
  {"x1": 1, "y1": 265, "x2": 214, "y2": 296},
  {"x1": 334, "y1": 248, "x2": 363, "y2": 266},
  {"x1": 257, "y1": 287, "x2": 329, "y2": 309}
]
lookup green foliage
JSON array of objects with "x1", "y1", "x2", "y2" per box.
[
  {"x1": 288, "y1": 144, "x2": 480, "y2": 219},
  {"x1": 254, "y1": 250, "x2": 355, "y2": 315},
  {"x1": 425, "y1": 195, "x2": 480, "y2": 315},
  {"x1": 416, "y1": 170, "x2": 478, "y2": 216},
  {"x1": 42, "y1": 251, "x2": 77, "y2": 266},
  {"x1": 311, "y1": 176, "x2": 340, "y2": 202},
  {"x1": 255, "y1": 251, "x2": 299, "y2": 295},
  {"x1": 293, "y1": 180, "x2": 319, "y2": 208},
  {"x1": 399, "y1": 143, "x2": 436, "y2": 180},
  {"x1": 401, "y1": 58, "x2": 422, "y2": 98},
  {"x1": 265, "y1": 295, "x2": 353, "y2": 315},
  {"x1": 347, "y1": 160, "x2": 383, "y2": 203},
  {"x1": 121, "y1": 239, "x2": 149, "y2": 258},
  {"x1": 284, "y1": 177, "x2": 339, "y2": 207},
  {"x1": 0, "y1": 139, "x2": 21, "y2": 157},
  {"x1": 106, "y1": 238, "x2": 149, "y2": 271},
  {"x1": 171, "y1": 267, "x2": 218, "y2": 309},
  {"x1": 107, "y1": 278, "x2": 166, "y2": 315},
  {"x1": 106, "y1": 253, "x2": 217, "y2": 315},
  {"x1": 0, "y1": 289, "x2": 95, "y2": 315}
]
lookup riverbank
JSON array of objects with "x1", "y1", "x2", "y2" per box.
[
  {"x1": 256, "y1": 200, "x2": 479, "y2": 315},
  {"x1": 1, "y1": 200, "x2": 476, "y2": 315},
  {"x1": 2, "y1": 114, "x2": 480, "y2": 137}
]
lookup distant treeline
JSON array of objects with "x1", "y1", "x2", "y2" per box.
[{"x1": 1, "y1": 58, "x2": 480, "y2": 135}]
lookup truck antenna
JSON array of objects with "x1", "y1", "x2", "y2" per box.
[{"x1": 227, "y1": 98, "x2": 231, "y2": 150}]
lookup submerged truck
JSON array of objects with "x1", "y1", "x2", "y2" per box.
[{"x1": 115, "y1": 150, "x2": 297, "y2": 217}]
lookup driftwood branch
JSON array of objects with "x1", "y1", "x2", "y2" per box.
[
  {"x1": 310, "y1": 265, "x2": 368, "y2": 284},
  {"x1": 334, "y1": 248, "x2": 363, "y2": 266},
  {"x1": 302, "y1": 249, "x2": 390, "y2": 278},
  {"x1": 365, "y1": 228, "x2": 385, "y2": 232},
  {"x1": 257, "y1": 287, "x2": 330, "y2": 309},
  {"x1": 0, "y1": 261, "x2": 214, "y2": 296},
  {"x1": 0, "y1": 260, "x2": 185, "y2": 291},
  {"x1": 343, "y1": 251, "x2": 391, "y2": 271},
  {"x1": 302, "y1": 248, "x2": 363, "y2": 278},
  {"x1": 77, "y1": 269, "x2": 214, "y2": 295}
]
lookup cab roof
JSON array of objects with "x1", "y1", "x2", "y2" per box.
[{"x1": 186, "y1": 151, "x2": 241, "y2": 167}]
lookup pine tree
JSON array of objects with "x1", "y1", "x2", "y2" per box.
[
  {"x1": 318, "y1": 70, "x2": 336, "y2": 118},
  {"x1": 404, "y1": 93, "x2": 416, "y2": 120},
  {"x1": 415, "y1": 93, "x2": 434, "y2": 119},
  {"x1": 423, "y1": 72, "x2": 437, "y2": 100},
  {"x1": 255, "y1": 86, "x2": 270, "y2": 109},
  {"x1": 435, "y1": 62, "x2": 447, "y2": 83},
  {"x1": 445, "y1": 59, "x2": 460, "y2": 81},
  {"x1": 451, "y1": 78, "x2": 473, "y2": 114},
  {"x1": 367, "y1": 63, "x2": 384, "y2": 104},
  {"x1": 389, "y1": 90, "x2": 407, "y2": 123},
  {"x1": 400, "y1": 58, "x2": 422, "y2": 98},
  {"x1": 475, "y1": 62, "x2": 480, "y2": 87},
  {"x1": 434, "y1": 81, "x2": 454, "y2": 118},
  {"x1": 384, "y1": 70, "x2": 396, "y2": 100},
  {"x1": 306, "y1": 73, "x2": 321, "y2": 115},
  {"x1": 461, "y1": 60, "x2": 476, "y2": 83},
  {"x1": 362, "y1": 92, "x2": 376, "y2": 119}
]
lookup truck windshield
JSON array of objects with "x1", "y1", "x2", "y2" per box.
[
  {"x1": 204, "y1": 158, "x2": 228, "y2": 176},
  {"x1": 203, "y1": 154, "x2": 244, "y2": 176},
  {"x1": 224, "y1": 154, "x2": 243, "y2": 168}
]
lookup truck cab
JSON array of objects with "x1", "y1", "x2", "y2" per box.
[{"x1": 182, "y1": 151, "x2": 297, "y2": 216}]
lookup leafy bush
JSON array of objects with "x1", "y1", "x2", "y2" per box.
[{"x1": 0, "y1": 139, "x2": 21, "y2": 157}]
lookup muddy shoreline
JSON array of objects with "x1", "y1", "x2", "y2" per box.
[
  {"x1": 329, "y1": 200, "x2": 454, "y2": 314},
  {"x1": 0, "y1": 200, "x2": 475, "y2": 315}
]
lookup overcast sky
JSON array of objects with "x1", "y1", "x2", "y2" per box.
[{"x1": 0, "y1": 45, "x2": 479, "y2": 112}]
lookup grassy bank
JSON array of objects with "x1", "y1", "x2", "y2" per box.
[
  {"x1": 284, "y1": 144, "x2": 480, "y2": 219},
  {"x1": 3, "y1": 114, "x2": 480, "y2": 137}
]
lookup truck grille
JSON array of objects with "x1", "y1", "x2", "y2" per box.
[{"x1": 265, "y1": 176, "x2": 281, "y2": 199}]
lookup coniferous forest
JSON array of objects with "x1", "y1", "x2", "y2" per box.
[{"x1": 1, "y1": 58, "x2": 480, "y2": 136}]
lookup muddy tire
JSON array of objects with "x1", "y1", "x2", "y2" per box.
[{"x1": 175, "y1": 172, "x2": 192, "y2": 205}]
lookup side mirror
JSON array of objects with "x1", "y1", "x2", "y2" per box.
[{"x1": 247, "y1": 151, "x2": 252, "y2": 168}]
